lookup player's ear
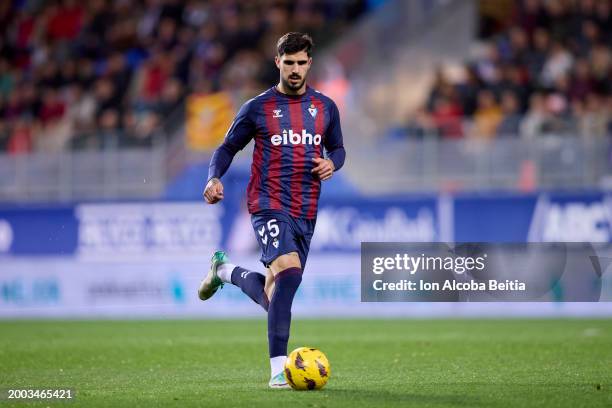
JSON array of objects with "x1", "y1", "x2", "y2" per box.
[{"x1": 275, "y1": 55, "x2": 281, "y2": 69}]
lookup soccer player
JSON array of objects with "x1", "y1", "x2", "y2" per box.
[{"x1": 199, "y1": 32, "x2": 345, "y2": 388}]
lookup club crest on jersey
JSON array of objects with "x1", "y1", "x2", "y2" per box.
[
  {"x1": 308, "y1": 104, "x2": 317, "y2": 118},
  {"x1": 272, "y1": 109, "x2": 283, "y2": 118},
  {"x1": 271, "y1": 129, "x2": 322, "y2": 146}
]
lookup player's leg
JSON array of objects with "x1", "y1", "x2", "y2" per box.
[
  {"x1": 228, "y1": 263, "x2": 269, "y2": 311},
  {"x1": 198, "y1": 212, "x2": 290, "y2": 310},
  {"x1": 267, "y1": 251, "x2": 303, "y2": 388},
  {"x1": 266, "y1": 217, "x2": 315, "y2": 386},
  {"x1": 197, "y1": 250, "x2": 228, "y2": 301},
  {"x1": 198, "y1": 250, "x2": 270, "y2": 311},
  {"x1": 207, "y1": 252, "x2": 301, "y2": 389},
  {"x1": 228, "y1": 212, "x2": 297, "y2": 317},
  {"x1": 224, "y1": 211, "x2": 304, "y2": 387},
  {"x1": 263, "y1": 252, "x2": 301, "y2": 301}
]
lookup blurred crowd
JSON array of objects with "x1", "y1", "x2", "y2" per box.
[
  {"x1": 407, "y1": 0, "x2": 612, "y2": 140},
  {"x1": 0, "y1": 0, "x2": 366, "y2": 154}
]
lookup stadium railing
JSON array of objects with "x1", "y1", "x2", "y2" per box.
[
  {"x1": 344, "y1": 134, "x2": 610, "y2": 194},
  {"x1": 0, "y1": 145, "x2": 166, "y2": 202},
  {"x1": 0, "y1": 131, "x2": 609, "y2": 202}
]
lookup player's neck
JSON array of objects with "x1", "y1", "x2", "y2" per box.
[{"x1": 276, "y1": 83, "x2": 307, "y2": 96}]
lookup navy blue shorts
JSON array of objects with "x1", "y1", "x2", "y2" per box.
[{"x1": 251, "y1": 209, "x2": 316, "y2": 269}]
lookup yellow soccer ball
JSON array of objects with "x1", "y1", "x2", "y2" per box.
[{"x1": 284, "y1": 347, "x2": 331, "y2": 390}]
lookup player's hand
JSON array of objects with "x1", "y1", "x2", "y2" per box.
[
  {"x1": 203, "y1": 178, "x2": 224, "y2": 204},
  {"x1": 311, "y1": 157, "x2": 335, "y2": 181}
]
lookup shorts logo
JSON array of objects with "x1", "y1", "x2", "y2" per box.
[
  {"x1": 240, "y1": 271, "x2": 252, "y2": 279},
  {"x1": 258, "y1": 219, "x2": 279, "y2": 246},
  {"x1": 272, "y1": 239, "x2": 279, "y2": 248},
  {"x1": 271, "y1": 129, "x2": 322, "y2": 146},
  {"x1": 273, "y1": 109, "x2": 283, "y2": 118}
]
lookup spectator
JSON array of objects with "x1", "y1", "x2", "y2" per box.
[
  {"x1": 540, "y1": 41, "x2": 573, "y2": 87},
  {"x1": 39, "y1": 88, "x2": 65, "y2": 125},
  {"x1": 4, "y1": 89, "x2": 23, "y2": 120},
  {"x1": 156, "y1": 78, "x2": 183, "y2": 118},
  {"x1": 98, "y1": 79, "x2": 124, "y2": 117},
  {"x1": 506, "y1": 26, "x2": 530, "y2": 66},
  {"x1": 132, "y1": 48, "x2": 173, "y2": 105},
  {"x1": 0, "y1": 58, "x2": 14, "y2": 97},
  {"x1": 521, "y1": 92, "x2": 548, "y2": 138},
  {"x1": 431, "y1": 96, "x2": 463, "y2": 138},
  {"x1": 572, "y1": 19, "x2": 600, "y2": 58},
  {"x1": 7, "y1": 118, "x2": 32, "y2": 154},
  {"x1": 473, "y1": 90, "x2": 502, "y2": 139},
  {"x1": 594, "y1": 2, "x2": 611, "y2": 40},
  {"x1": 66, "y1": 83, "x2": 95, "y2": 132},
  {"x1": 497, "y1": 91, "x2": 522, "y2": 136},
  {"x1": 426, "y1": 67, "x2": 452, "y2": 112},
  {"x1": 122, "y1": 110, "x2": 159, "y2": 148},
  {"x1": 20, "y1": 83, "x2": 41, "y2": 120},
  {"x1": 97, "y1": 108, "x2": 120, "y2": 150},
  {"x1": 405, "y1": 107, "x2": 438, "y2": 139},
  {"x1": 455, "y1": 65, "x2": 482, "y2": 117},
  {"x1": 569, "y1": 58, "x2": 594, "y2": 100},
  {"x1": 589, "y1": 44, "x2": 611, "y2": 89},
  {"x1": 37, "y1": 61, "x2": 62, "y2": 89},
  {"x1": 498, "y1": 64, "x2": 529, "y2": 111},
  {"x1": 579, "y1": 92, "x2": 609, "y2": 138},
  {"x1": 543, "y1": 92, "x2": 573, "y2": 134},
  {"x1": 77, "y1": 58, "x2": 96, "y2": 89},
  {"x1": 525, "y1": 28, "x2": 550, "y2": 82},
  {"x1": 0, "y1": 119, "x2": 8, "y2": 151},
  {"x1": 46, "y1": 0, "x2": 84, "y2": 41}
]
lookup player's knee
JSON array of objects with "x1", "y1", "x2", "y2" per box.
[
  {"x1": 270, "y1": 266, "x2": 302, "y2": 304},
  {"x1": 265, "y1": 272, "x2": 276, "y2": 300},
  {"x1": 270, "y1": 252, "x2": 301, "y2": 274}
]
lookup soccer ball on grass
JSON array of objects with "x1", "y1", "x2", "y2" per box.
[{"x1": 284, "y1": 347, "x2": 330, "y2": 390}]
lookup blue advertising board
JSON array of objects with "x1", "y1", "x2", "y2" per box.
[{"x1": 1, "y1": 191, "x2": 612, "y2": 258}]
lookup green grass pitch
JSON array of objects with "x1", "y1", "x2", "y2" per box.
[{"x1": 1, "y1": 319, "x2": 610, "y2": 407}]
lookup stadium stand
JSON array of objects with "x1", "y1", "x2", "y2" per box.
[
  {"x1": 409, "y1": 0, "x2": 611, "y2": 140},
  {"x1": 0, "y1": 0, "x2": 367, "y2": 153}
]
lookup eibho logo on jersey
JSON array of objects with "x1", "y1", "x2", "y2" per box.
[{"x1": 271, "y1": 129, "x2": 321, "y2": 146}]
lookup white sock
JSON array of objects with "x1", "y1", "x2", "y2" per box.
[
  {"x1": 270, "y1": 356, "x2": 287, "y2": 377},
  {"x1": 217, "y1": 263, "x2": 236, "y2": 283}
]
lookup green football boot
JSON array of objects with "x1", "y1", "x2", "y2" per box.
[
  {"x1": 197, "y1": 251, "x2": 228, "y2": 300},
  {"x1": 268, "y1": 371, "x2": 290, "y2": 389}
]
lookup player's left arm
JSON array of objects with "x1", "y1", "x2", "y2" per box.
[{"x1": 312, "y1": 101, "x2": 345, "y2": 181}]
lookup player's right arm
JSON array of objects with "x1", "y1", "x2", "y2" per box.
[{"x1": 204, "y1": 100, "x2": 255, "y2": 204}]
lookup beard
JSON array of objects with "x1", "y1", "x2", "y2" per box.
[{"x1": 281, "y1": 74, "x2": 306, "y2": 91}]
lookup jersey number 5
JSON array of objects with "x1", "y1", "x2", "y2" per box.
[{"x1": 258, "y1": 219, "x2": 279, "y2": 245}]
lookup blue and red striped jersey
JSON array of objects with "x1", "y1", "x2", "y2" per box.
[{"x1": 208, "y1": 86, "x2": 345, "y2": 219}]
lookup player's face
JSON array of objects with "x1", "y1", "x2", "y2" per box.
[{"x1": 275, "y1": 50, "x2": 312, "y2": 93}]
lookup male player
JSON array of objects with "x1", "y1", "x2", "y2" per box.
[{"x1": 199, "y1": 32, "x2": 345, "y2": 388}]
